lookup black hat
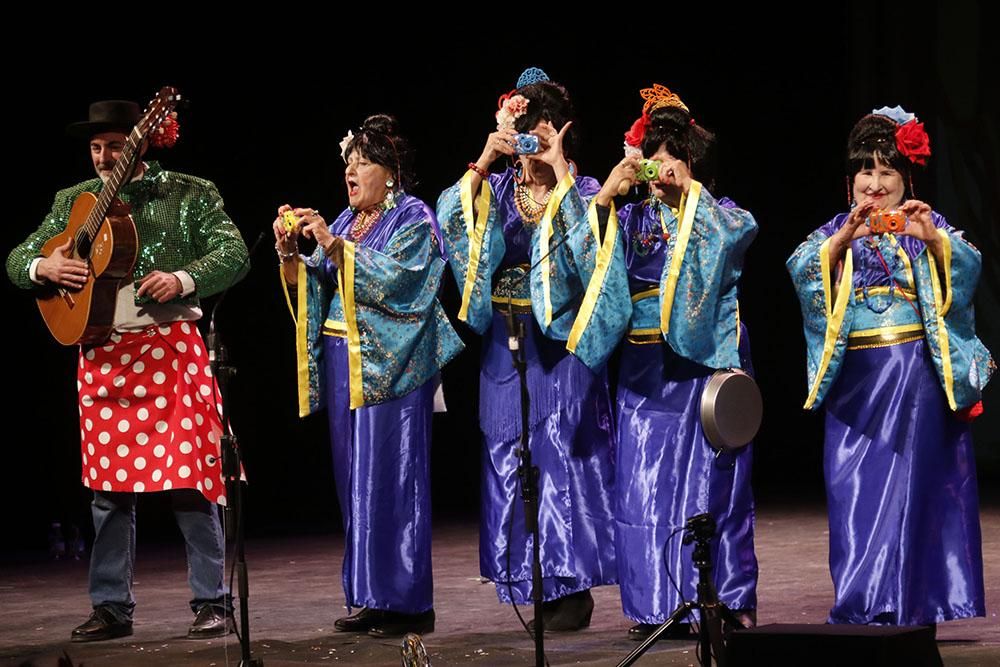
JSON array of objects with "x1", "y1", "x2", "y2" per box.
[{"x1": 67, "y1": 100, "x2": 140, "y2": 138}]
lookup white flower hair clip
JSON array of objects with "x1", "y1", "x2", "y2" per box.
[{"x1": 339, "y1": 130, "x2": 355, "y2": 162}]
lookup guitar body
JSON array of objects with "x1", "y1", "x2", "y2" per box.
[{"x1": 36, "y1": 192, "x2": 138, "y2": 346}]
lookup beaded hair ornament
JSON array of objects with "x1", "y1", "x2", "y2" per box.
[
  {"x1": 496, "y1": 67, "x2": 551, "y2": 130},
  {"x1": 623, "y1": 84, "x2": 691, "y2": 158}
]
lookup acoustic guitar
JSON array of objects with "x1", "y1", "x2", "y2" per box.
[{"x1": 36, "y1": 87, "x2": 180, "y2": 346}]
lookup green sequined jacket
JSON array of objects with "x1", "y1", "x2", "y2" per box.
[{"x1": 6, "y1": 162, "x2": 249, "y2": 304}]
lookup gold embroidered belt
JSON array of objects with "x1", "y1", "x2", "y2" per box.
[
  {"x1": 626, "y1": 327, "x2": 663, "y2": 345},
  {"x1": 322, "y1": 320, "x2": 348, "y2": 338},
  {"x1": 491, "y1": 295, "x2": 533, "y2": 314},
  {"x1": 847, "y1": 323, "x2": 924, "y2": 350}
]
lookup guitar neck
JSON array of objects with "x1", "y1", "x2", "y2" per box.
[{"x1": 80, "y1": 127, "x2": 145, "y2": 246}]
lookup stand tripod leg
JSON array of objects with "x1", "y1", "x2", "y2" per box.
[
  {"x1": 616, "y1": 602, "x2": 698, "y2": 667},
  {"x1": 616, "y1": 513, "x2": 740, "y2": 667}
]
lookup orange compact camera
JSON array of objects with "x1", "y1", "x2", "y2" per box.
[{"x1": 867, "y1": 209, "x2": 907, "y2": 235}]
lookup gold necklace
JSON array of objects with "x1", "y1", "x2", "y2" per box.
[{"x1": 514, "y1": 184, "x2": 553, "y2": 226}]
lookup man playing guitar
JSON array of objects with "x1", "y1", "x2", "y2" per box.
[{"x1": 6, "y1": 98, "x2": 249, "y2": 642}]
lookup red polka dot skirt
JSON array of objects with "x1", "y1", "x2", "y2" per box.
[{"x1": 77, "y1": 322, "x2": 226, "y2": 505}]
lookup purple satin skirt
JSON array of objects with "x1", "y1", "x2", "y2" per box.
[
  {"x1": 324, "y1": 335, "x2": 434, "y2": 614},
  {"x1": 824, "y1": 339, "x2": 984, "y2": 625},
  {"x1": 478, "y1": 311, "x2": 618, "y2": 604},
  {"x1": 615, "y1": 334, "x2": 758, "y2": 623}
]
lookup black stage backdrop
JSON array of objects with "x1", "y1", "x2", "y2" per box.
[{"x1": 2, "y1": 6, "x2": 996, "y2": 549}]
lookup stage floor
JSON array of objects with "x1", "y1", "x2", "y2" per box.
[{"x1": 2, "y1": 501, "x2": 997, "y2": 666}]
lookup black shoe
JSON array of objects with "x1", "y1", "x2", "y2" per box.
[
  {"x1": 628, "y1": 621, "x2": 692, "y2": 640},
  {"x1": 71, "y1": 607, "x2": 133, "y2": 643},
  {"x1": 368, "y1": 609, "x2": 435, "y2": 637},
  {"x1": 531, "y1": 590, "x2": 594, "y2": 633},
  {"x1": 526, "y1": 599, "x2": 559, "y2": 634},
  {"x1": 725, "y1": 608, "x2": 756, "y2": 633},
  {"x1": 187, "y1": 603, "x2": 235, "y2": 639},
  {"x1": 335, "y1": 607, "x2": 385, "y2": 633}
]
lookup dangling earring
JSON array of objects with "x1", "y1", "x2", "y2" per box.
[
  {"x1": 567, "y1": 160, "x2": 578, "y2": 178},
  {"x1": 845, "y1": 175, "x2": 854, "y2": 208},
  {"x1": 383, "y1": 177, "x2": 397, "y2": 210},
  {"x1": 513, "y1": 161, "x2": 525, "y2": 185}
]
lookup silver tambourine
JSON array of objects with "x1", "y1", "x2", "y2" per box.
[{"x1": 700, "y1": 369, "x2": 762, "y2": 451}]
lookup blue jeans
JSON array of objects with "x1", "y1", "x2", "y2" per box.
[{"x1": 89, "y1": 490, "x2": 228, "y2": 621}]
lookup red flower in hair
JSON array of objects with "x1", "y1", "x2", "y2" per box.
[
  {"x1": 895, "y1": 120, "x2": 930, "y2": 166},
  {"x1": 624, "y1": 113, "x2": 650, "y2": 147}
]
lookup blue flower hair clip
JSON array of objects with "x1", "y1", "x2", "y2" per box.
[
  {"x1": 517, "y1": 67, "x2": 550, "y2": 88},
  {"x1": 872, "y1": 105, "x2": 916, "y2": 125}
]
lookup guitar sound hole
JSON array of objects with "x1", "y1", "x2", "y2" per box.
[{"x1": 75, "y1": 232, "x2": 92, "y2": 259}]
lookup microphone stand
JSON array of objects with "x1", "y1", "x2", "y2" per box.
[
  {"x1": 208, "y1": 232, "x2": 265, "y2": 667},
  {"x1": 503, "y1": 297, "x2": 543, "y2": 666},
  {"x1": 502, "y1": 215, "x2": 589, "y2": 667}
]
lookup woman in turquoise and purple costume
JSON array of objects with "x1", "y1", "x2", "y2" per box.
[
  {"x1": 273, "y1": 114, "x2": 462, "y2": 637},
  {"x1": 787, "y1": 107, "x2": 992, "y2": 626},
  {"x1": 587, "y1": 86, "x2": 759, "y2": 639},
  {"x1": 436, "y1": 69, "x2": 619, "y2": 631}
]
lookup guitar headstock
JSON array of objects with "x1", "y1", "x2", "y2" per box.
[
  {"x1": 136, "y1": 86, "x2": 181, "y2": 139},
  {"x1": 92, "y1": 86, "x2": 182, "y2": 213}
]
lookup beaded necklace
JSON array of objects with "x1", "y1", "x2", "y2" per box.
[
  {"x1": 514, "y1": 184, "x2": 552, "y2": 226},
  {"x1": 349, "y1": 205, "x2": 383, "y2": 242},
  {"x1": 630, "y1": 203, "x2": 673, "y2": 256}
]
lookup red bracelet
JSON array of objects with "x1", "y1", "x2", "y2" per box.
[{"x1": 467, "y1": 162, "x2": 488, "y2": 178}]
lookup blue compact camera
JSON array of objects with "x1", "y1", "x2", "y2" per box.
[{"x1": 514, "y1": 133, "x2": 540, "y2": 155}]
